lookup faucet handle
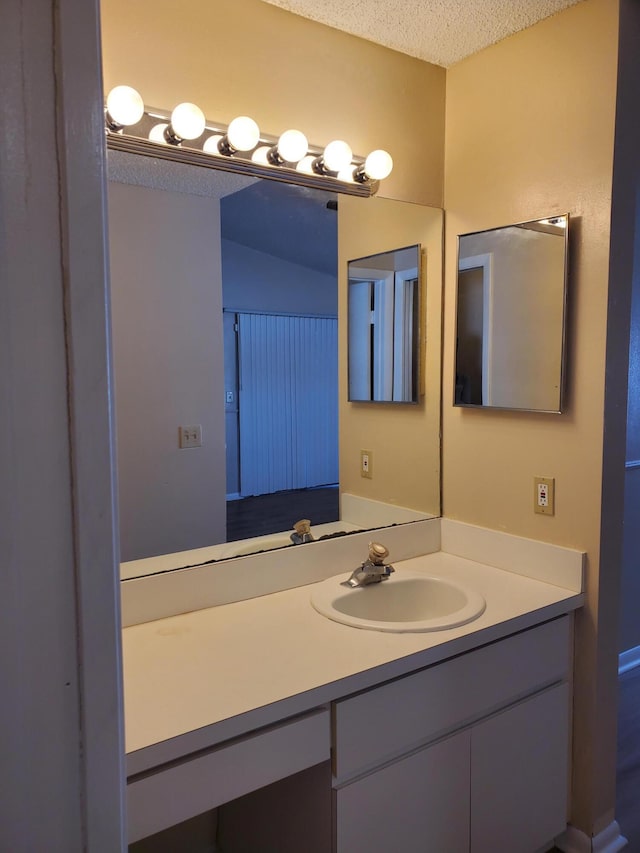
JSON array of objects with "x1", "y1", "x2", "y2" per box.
[{"x1": 368, "y1": 542, "x2": 389, "y2": 565}]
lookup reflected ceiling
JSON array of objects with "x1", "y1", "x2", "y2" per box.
[{"x1": 221, "y1": 181, "x2": 337, "y2": 275}]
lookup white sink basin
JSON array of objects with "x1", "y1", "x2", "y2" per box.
[{"x1": 310, "y1": 572, "x2": 486, "y2": 633}]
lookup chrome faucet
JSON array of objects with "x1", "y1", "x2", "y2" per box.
[
  {"x1": 342, "y1": 542, "x2": 395, "y2": 588},
  {"x1": 290, "y1": 519, "x2": 314, "y2": 545}
]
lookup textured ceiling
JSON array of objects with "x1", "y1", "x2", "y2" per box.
[{"x1": 261, "y1": 0, "x2": 584, "y2": 67}]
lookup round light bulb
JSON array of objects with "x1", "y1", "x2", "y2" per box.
[
  {"x1": 323, "y1": 140, "x2": 353, "y2": 173},
  {"x1": 296, "y1": 155, "x2": 316, "y2": 175},
  {"x1": 148, "y1": 123, "x2": 169, "y2": 144},
  {"x1": 106, "y1": 85, "x2": 144, "y2": 127},
  {"x1": 364, "y1": 149, "x2": 393, "y2": 180},
  {"x1": 251, "y1": 146, "x2": 271, "y2": 165},
  {"x1": 277, "y1": 129, "x2": 308, "y2": 163},
  {"x1": 203, "y1": 134, "x2": 224, "y2": 154},
  {"x1": 227, "y1": 116, "x2": 260, "y2": 151},
  {"x1": 337, "y1": 166, "x2": 356, "y2": 183},
  {"x1": 170, "y1": 102, "x2": 206, "y2": 141}
]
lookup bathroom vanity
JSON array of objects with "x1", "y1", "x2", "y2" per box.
[
  {"x1": 105, "y1": 101, "x2": 584, "y2": 851},
  {"x1": 123, "y1": 519, "x2": 583, "y2": 852}
]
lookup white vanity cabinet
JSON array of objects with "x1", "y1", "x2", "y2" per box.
[
  {"x1": 126, "y1": 615, "x2": 573, "y2": 851},
  {"x1": 127, "y1": 708, "x2": 330, "y2": 843},
  {"x1": 335, "y1": 730, "x2": 471, "y2": 852},
  {"x1": 470, "y1": 682, "x2": 569, "y2": 852},
  {"x1": 332, "y1": 617, "x2": 571, "y2": 853}
]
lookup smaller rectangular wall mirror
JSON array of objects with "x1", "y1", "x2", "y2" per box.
[
  {"x1": 348, "y1": 244, "x2": 420, "y2": 403},
  {"x1": 455, "y1": 215, "x2": 569, "y2": 413}
]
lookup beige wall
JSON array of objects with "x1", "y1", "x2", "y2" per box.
[
  {"x1": 339, "y1": 196, "x2": 442, "y2": 515},
  {"x1": 443, "y1": 0, "x2": 619, "y2": 835},
  {"x1": 100, "y1": 0, "x2": 446, "y2": 207}
]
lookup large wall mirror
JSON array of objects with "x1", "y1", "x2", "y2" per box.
[
  {"x1": 455, "y1": 215, "x2": 569, "y2": 413},
  {"x1": 348, "y1": 245, "x2": 420, "y2": 403},
  {"x1": 107, "y1": 151, "x2": 442, "y2": 579}
]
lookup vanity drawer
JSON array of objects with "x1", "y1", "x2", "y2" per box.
[
  {"x1": 128, "y1": 707, "x2": 330, "y2": 843},
  {"x1": 333, "y1": 616, "x2": 570, "y2": 780}
]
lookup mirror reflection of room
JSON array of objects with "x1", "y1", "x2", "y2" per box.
[
  {"x1": 221, "y1": 181, "x2": 340, "y2": 543},
  {"x1": 348, "y1": 244, "x2": 420, "y2": 403},
  {"x1": 108, "y1": 157, "x2": 346, "y2": 565},
  {"x1": 455, "y1": 215, "x2": 568, "y2": 413},
  {"x1": 108, "y1": 146, "x2": 442, "y2": 577}
]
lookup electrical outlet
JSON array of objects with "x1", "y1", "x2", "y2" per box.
[
  {"x1": 534, "y1": 476, "x2": 555, "y2": 515},
  {"x1": 361, "y1": 449, "x2": 373, "y2": 479},
  {"x1": 179, "y1": 425, "x2": 202, "y2": 449}
]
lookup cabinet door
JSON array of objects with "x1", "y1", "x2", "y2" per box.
[
  {"x1": 334, "y1": 730, "x2": 470, "y2": 853},
  {"x1": 470, "y1": 683, "x2": 569, "y2": 853}
]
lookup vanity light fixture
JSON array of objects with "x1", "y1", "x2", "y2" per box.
[
  {"x1": 165, "y1": 102, "x2": 206, "y2": 144},
  {"x1": 105, "y1": 85, "x2": 145, "y2": 131},
  {"x1": 251, "y1": 145, "x2": 272, "y2": 166},
  {"x1": 104, "y1": 86, "x2": 393, "y2": 196},
  {"x1": 203, "y1": 134, "x2": 224, "y2": 155},
  {"x1": 148, "y1": 123, "x2": 169, "y2": 144},
  {"x1": 296, "y1": 155, "x2": 317, "y2": 175},
  {"x1": 313, "y1": 139, "x2": 353, "y2": 175},
  {"x1": 218, "y1": 116, "x2": 261, "y2": 155},
  {"x1": 267, "y1": 129, "x2": 308, "y2": 165},
  {"x1": 354, "y1": 149, "x2": 394, "y2": 183}
]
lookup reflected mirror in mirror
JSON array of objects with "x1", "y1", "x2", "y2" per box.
[
  {"x1": 455, "y1": 215, "x2": 569, "y2": 413},
  {"x1": 107, "y1": 152, "x2": 442, "y2": 578},
  {"x1": 348, "y1": 245, "x2": 420, "y2": 403}
]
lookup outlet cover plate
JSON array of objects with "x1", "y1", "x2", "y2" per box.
[{"x1": 534, "y1": 476, "x2": 555, "y2": 515}]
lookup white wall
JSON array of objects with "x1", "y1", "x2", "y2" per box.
[
  {"x1": 1, "y1": 0, "x2": 125, "y2": 848},
  {"x1": 222, "y1": 239, "x2": 337, "y2": 316},
  {"x1": 109, "y1": 182, "x2": 227, "y2": 561}
]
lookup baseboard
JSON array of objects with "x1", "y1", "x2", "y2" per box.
[
  {"x1": 556, "y1": 820, "x2": 627, "y2": 852},
  {"x1": 619, "y1": 644, "x2": 640, "y2": 674}
]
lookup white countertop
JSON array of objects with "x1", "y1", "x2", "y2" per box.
[{"x1": 123, "y1": 547, "x2": 583, "y2": 775}]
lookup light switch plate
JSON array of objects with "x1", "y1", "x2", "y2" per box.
[{"x1": 179, "y1": 425, "x2": 202, "y2": 449}]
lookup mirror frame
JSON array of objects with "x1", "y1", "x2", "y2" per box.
[{"x1": 454, "y1": 214, "x2": 569, "y2": 414}]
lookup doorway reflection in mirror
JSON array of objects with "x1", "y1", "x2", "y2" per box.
[
  {"x1": 348, "y1": 244, "x2": 420, "y2": 404},
  {"x1": 455, "y1": 215, "x2": 568, "y2": 413}
]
